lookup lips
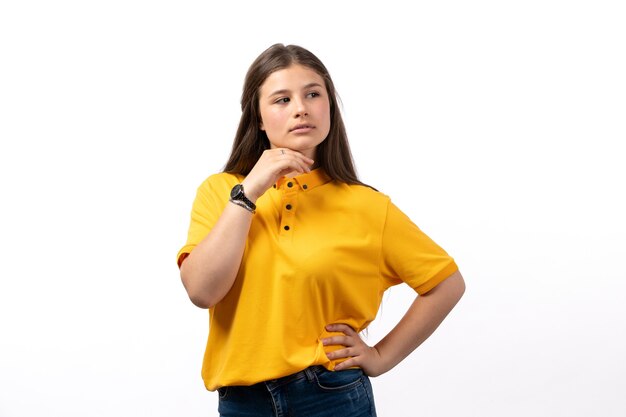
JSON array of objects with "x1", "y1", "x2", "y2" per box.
[{"x1": 290, "y1": 124, "x2": 314, "y2": 132}]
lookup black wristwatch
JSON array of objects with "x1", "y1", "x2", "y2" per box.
[{"x1": 229, "y1": 184, "x2": 256, "y2": 213}]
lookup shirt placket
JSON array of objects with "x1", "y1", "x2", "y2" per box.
[{"x1": 279, "y1": 179, "x2": 298, "y2": 238}]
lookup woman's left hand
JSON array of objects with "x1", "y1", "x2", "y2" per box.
[{"x1": 322, "y1": 323, "x2": 386, "y2": 377}]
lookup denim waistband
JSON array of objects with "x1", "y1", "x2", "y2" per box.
[{"x1": 264, "y1": 366, "x2": 328, "y2": 389}]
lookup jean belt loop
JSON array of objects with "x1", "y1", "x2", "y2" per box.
[{"x1": 304, "y1": 366, "x2": 315, "y2": 382}]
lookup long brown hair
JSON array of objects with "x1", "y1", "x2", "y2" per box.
[{"x1": 223, "y1": 43, "x2": 369, "y2": 187}]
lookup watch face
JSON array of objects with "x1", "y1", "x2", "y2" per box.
[{"x1": 230, "y1": 184, "x2": 243, "y2": 199}]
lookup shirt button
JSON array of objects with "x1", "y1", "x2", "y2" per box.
[
  {"x1": 284, "y1": 225, "x2": 290, "y2": 231},
  {"x1": 286, "y1": 204, "x2": 292, "y2": 210},
  {"x1": 303, "y1": 184, "x2": 308, "y2": 190},
  {"x1": 287, "y1": 182, "x2": 293, "y2": 188}
]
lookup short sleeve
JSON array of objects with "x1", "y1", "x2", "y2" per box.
[
  {"x1": 176, "y1": 175, "x2": 230, "y2": 268},
  {"x1": 379, "y1": 200, "x2": 458, "y2": 294}
]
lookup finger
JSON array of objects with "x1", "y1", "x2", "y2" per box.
[
  {"x1": 274, "y1": 158, "x2": 307, "y2": 176},
  {"x1": 298, "y1": 154, "x2": 315, "y2": 164},
  {"x1": 291, "y1": 159, "x2": 310, "y2": 174},
  {"x1": 325, "y1": 323, "x2": 357, "y2": 336},
  {"x1": 325, "y1": 347, "x2": 353, "y2": 360},
  {"x1": 276, "y1": 153, "x2": 311, "y2": 173},
  {"x1": 280, "y1": 160, "x2": 305, "y2": 174},
  {"x1": 290, "y1": 157, "x2": 313, "y2": 173},
  {"x1": 334, "y1": 358, "x2": 359, "y2": 371},
  {"x1": 322, "y1": 335, "x2": 353, "y2": 347},
  {"x1": 277, "y1": 148, "x2": 314, "y2": 165},
  {"x1": 292, "y1": 156, "x2": 311, "y2": 173}
]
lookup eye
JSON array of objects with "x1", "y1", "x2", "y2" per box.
[
  {"x1": 307, "y1": 91, "x2": 321, "y2": 98},
  {"x1": 274, "y1": 97, "x2": 290, "y2": 104}
]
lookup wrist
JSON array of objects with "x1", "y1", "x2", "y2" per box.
[
  {"x1": 371, "y1": 344, "x2": 395, "y2": 376},
  {"x1": 240, "y1": 179, "x2": 260, "y2": 202}
]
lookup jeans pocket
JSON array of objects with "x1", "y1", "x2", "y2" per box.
[
  {"x1": 314, "y1": 368, "x2": 364, "y2": 392},
  {"x1": 217, "y1": 386, "x2": 230, "y2": 400}
]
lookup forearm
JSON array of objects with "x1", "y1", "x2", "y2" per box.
[
  {"x1": 374, "y1": 271, "x2": 466, "y2": 375},
  {"x1": 180, "y1": 202, "x2": 253, "y2": 308},
  {"x1": 179, "y1": 149, "x2": 314, "y2": 308}
]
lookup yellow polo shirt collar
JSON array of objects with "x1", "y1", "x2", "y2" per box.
[{"x1": 274, "y1": 168, "x2": 332, "y2": 191}]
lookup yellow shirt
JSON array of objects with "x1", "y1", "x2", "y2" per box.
[{"x1": 177, "y1": 168, "x2": 458, "y2": 391}]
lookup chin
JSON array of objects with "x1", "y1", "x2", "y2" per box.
[
  {"x1": 270, "y1": 134, "x2": 327, "y2": 152},
  {"x1": 291, "y1": 136, "x2": 326, "y2": 150}
]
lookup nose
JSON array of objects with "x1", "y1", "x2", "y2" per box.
[{"x1": 293, "y1": 98, "x2": 308, "y2": 118}]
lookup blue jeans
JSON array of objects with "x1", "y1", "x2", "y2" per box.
[{"x1": 217, "y1": 366, "x2": 377, "y2": 416}]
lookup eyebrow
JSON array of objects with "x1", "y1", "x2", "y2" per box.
[{"x1": 267, "y1": 82, "x2": 324, "y2": 97}]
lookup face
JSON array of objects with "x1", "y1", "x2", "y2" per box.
[{"x1": 258, "y1": 64, "x2": 331, "y2": 159}]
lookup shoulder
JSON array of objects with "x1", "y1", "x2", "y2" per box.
[
  {"x1": 332, "y1": 183, "x2": 421, "y2": 227},
  {"x1": 336, "y1": 182, "x2": 390, "y2": 203},
  {"x1": 327, "y1": 182, "x2": 391, "y2": 216}
]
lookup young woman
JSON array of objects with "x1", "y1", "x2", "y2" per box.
[{"x1": 177, "y1": 43, "x2": 465, "y2": 417}]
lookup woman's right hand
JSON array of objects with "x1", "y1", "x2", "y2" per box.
[{"x1": 241, "y1": 148, "x2": 315, "y2": 202}]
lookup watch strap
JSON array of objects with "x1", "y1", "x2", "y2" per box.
[
  {"x1": 238, "y1": 191, "x2": 256, "y2": 211},
  {"x1": 229, "y1": 198, "x2": 256, "y2": 214}
]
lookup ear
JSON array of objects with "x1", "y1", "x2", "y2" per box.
[{"x1": 259, "y1": 120, "x2": 265, "y2": 131}]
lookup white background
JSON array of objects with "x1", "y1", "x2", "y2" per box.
[{"x1": 1, "y1": 1, "x2": 625, "y2": 416}]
